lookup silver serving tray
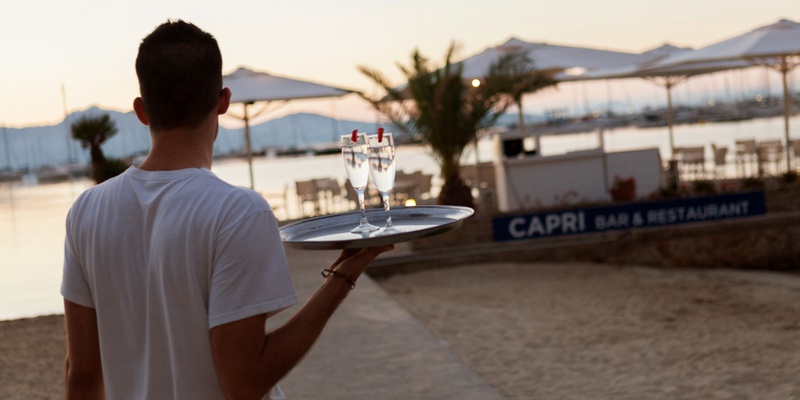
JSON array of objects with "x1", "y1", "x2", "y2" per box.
[{"x1": 280, "y1": 205, "x2": 474, "y2": 250}]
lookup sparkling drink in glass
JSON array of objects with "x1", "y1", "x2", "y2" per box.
[
  {"x1": 341, "y1": 132, "x2": 379, "y2": 233},
  {"x1": 367, "y1": 131, "x2": 401, "y2": 233}
]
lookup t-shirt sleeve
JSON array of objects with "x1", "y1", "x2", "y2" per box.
[
  {"x1": 60, "y1": 207, "x2": 95, "y2": 308},
  {"x1": 208, "y1": 209, "x2": 298, "y2": 328}
]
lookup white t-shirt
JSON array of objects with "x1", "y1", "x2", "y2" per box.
[{"x1": 61, "y1": 167, "x2": 298, "y2": 399}]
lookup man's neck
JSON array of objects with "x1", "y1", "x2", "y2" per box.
[{"x1": 137, "y1": 126, "x2": 215, "y2": 171}]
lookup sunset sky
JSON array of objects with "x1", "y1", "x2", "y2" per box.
[{"x1": 2, "y1": 0, "x2": 798, "y2": 128}]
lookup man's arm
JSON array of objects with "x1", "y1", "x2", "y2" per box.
[
  {"x1": 64, "y1": 299, "x2": 105, "y2": 399},
  {"x1": 210, "y1": 245, "x2": 392, "y2": 399}
]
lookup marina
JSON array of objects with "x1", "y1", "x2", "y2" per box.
[{"x1": 1, "y1": 114, "x2": 799, "y2": 321}]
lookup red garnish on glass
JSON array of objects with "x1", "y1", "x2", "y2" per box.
[
  {"x1": 351, "y1": 129, "x2": 358, "y2": 142},
  {"x1": 377, "y1": 127, "x2": 384, "y2": 142}
]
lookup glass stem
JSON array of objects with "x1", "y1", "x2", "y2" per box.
[
  {"x1": 382, "y1": 193, "x2": 393, "y2": 228},
  {"x1": 357, "y1": 190, "x2": 369, "y2": 224}
]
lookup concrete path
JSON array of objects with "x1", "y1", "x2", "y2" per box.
[{"x1": 273, "y1": 246, "x2": 505, "y2": 400}]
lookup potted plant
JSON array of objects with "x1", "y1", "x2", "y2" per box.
[{"x1": 610, "y1": 175, "x2": 636, "y2": 201}]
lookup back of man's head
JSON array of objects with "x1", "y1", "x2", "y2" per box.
[{"x1": 136, "y1": 20, "x2": 222, "y2": 131}]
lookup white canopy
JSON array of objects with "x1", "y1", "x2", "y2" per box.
[
  {"x1": 222, "y1": 67, "x2": 355, "y2": 189},
  {"x1": 458, "y1": 37, "x2": 645, "y2": 81},
  {"x1": 565, "y1": 43, "x2": 751, "y2": 155},
  {"x1": 225, "y1": 67, "x2": 353, "y2": 104},
  {"x1": 652, "y1": 18, "x2": 800, "y2": 168},
  {"x1": 657, "y1": 19, "x2": 800, "y2": 65}
]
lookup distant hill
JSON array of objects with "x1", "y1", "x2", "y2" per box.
[
  {"x1": 0, "y1": 106, "x2": 537, "y2": 171},
  {"x1": 0, "y1": 107, "x2": 384, "y2": 171}
]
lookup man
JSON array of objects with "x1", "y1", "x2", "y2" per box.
[{"x1": 61, "y1": 20, "x2": 392, "y2": 399}]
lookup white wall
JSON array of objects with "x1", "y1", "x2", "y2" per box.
[{"x1": 495, "y1": 148, "x2": 663, "y2": 212}]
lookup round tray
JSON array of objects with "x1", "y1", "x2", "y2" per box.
[{"x1": 279, "y1": 205, "x2": 474, "y2": 250}]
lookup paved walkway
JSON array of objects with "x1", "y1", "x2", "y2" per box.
[{"x1": 273, "y1": 246, "x2": 505, "y2": 400}]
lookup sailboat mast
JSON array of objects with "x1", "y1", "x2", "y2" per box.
[
  {"x1": 2, "y1": 126, "x2": 11, "y2": 170},
  {"x1": 62, "y1": 84, "x2": 74, "y2": 164}
]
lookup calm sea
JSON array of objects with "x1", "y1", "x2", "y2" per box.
[{"x1": 2, "y1": 115, "x2": 798, "y2": 321}]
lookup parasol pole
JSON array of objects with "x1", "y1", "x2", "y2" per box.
[
  {"x1": 666, "y1": 80, "x2": 676, "y2": 157},
  {"x1": 780, "y1": 56, "x2": 792, "y2": 172},
  {"x1": 243, "y1": 102, "x2": 255, "y2": 189}
]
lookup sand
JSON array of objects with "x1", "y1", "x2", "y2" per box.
[
  {"x1": 0, "y1": 315, "x2": 65, "y2": 400},
  {"x1": 377, "y1": 262, "x2": 800, "y2": 399},
  {"x1": 3, "y1": 262, "x2": 800, "y2": 399}
]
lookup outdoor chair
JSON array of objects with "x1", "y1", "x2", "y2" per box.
[
  {"x1": 393, "y1": 171, "x2": 417, "y2": 206},
  {"x1": 735, "y1": 139, "x2": 758, "y2": 177},
  {"x1": 676, "y1": 146, "x2": 706, "y2": 181},
  {"x1": 757, "y1": 140, "x2": 783, "y2": 176},
  {"x1": 312, "y1": 178, "x2": 343, "y2": 214},
  {"x1": 793, "y1": 140, "x2": 800, "y2": 171},
  {"x1": 414, "y1": 171, "x2": 434, "y2": 201},
  {"x1": 344, "y1": 180, "x2": 380, "y2": 210},
  {"x1": 295, "y1": 179, "x2": 320, "y2": 217},
  {"x1": 711, "y1": 143, "x2": 728, "y2": 178}
]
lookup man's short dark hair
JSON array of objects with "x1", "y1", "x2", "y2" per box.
[{"x1": 136, "y1": 20, "x2": 222, "y2": 131}]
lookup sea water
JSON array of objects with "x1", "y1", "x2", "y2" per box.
[
  {"x1": 0, "y1": 144, "x2": 442, "y2": 320},
  {"x1": 2, "y1": 115, "x2": 799, "y2": 320}
]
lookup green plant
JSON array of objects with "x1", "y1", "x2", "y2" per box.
[
  {"x1": 71, "y1": 113, "x2": 119, "y2": 184},
  {"x1": 97, "y1": 158, "x2": 129, "y2": 183},
  {"x1": 358, "y1": 43, "x2": 555, "y2": 208},
  {"x1": 610, "y1": 175, "x2": 636, "y2": 201},
  {"x1": 611, "y1": 175, "x2": 635, "y2": 189},
  {"x1": 741, "y1": 177, "x2": 765, "y2": 190},
  {"x1": 781, "y1": 171, "x2": 798, "y2": 184},
  {"x1": 691, "y1": 179, "x2": 716, "y2": 195}
]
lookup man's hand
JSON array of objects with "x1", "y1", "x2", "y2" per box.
[{"x1": 329, "y1": 245, "x2": 394, "y2": 285}]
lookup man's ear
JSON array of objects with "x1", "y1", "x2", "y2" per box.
[
  {"x1": 133, "y1": 97, "x2": 149, "y2": 126},
  {"x1": 218, "y1": 87, "x2": 231, "y2": 115}
]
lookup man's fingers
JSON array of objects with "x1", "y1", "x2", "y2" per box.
[
  {"x1": 331, "y1": 245, "x2": 395, "y2": 270},
  {"x1": 332, "y1": 249, "x2": 360, "y2": 267}
]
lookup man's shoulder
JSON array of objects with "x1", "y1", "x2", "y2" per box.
[
  {"x1": 71, "y1": 167, "x2": 133, "y2": 203},
  {"x1": 187, "y1": 172, "x2": 272, "y2": 219},
  {"x1": 200, "y1": 175, "x2": 267, "y2": 206}
]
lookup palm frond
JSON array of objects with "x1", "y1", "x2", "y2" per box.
[{"x1": 357, "y1": 41, "x2": 554, "y2": 191}]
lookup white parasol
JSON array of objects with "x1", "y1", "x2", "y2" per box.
[
  {"x1": 651, "y1": 18, "x2": 800, "y2": 169},
  {"x1": 458, "y1": 37, "x2": 645, "y2": 80},
  {"x1": 566, "y1": 44, "x2": 750, "y2": 156},
  {"x1": 223, "y1": 67, "x2": 355, "y2": 189},
  {"x1": 450, "y1": 37, "x2": 646, "y2": 130}
]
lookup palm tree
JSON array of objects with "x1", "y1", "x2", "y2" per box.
[
  {"x1": 490, "y1": 53, "x2": 558, "y2": 130},
  {"x1": 71, "y1": 114, "x2": 118, "y2": 183},
  {"x1": 358, "y1": 42, "x2": 554, "y2": 208}
]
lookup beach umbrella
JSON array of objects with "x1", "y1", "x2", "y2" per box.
[
  {"x1": 223, "y1": 67, "x2": 355, "y2": 189},
  {"x1": 651, "y1": 18, "x2": 800, "y2": 169},
  {"x1": 566, "y1": 44, "x2": 750, "y2": 156},
  {"x1": 456, "y1": 38, "x2": 646, "y2": 130},
  {"x1": 459, "y1": 37, "x2": 645, "y2": 80}
]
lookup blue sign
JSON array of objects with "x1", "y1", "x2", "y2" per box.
[{"x1": 493, "y1": 191, "x2": 766, "y2": 242}]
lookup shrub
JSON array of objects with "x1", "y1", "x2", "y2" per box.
[{"x1": 692, "y1": 180, "x2": 716, "y2": 195}]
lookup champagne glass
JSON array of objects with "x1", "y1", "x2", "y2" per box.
[
  {"x1": 367, "y1": 131, "x2": 401, "y2": 234},
  {"x1": 341, "y1": 132, "x2": 379, "y2": 233}
]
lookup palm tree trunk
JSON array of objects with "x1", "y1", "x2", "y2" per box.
[{"x1": 89, "y1": 144, "x2": 106, "y2": 183}]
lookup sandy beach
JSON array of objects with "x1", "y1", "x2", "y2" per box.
[
  {"x1": 376, "y1": 262, "x2": 800, "y2": 399},
  {"x1": 2, "y1": 261, "x2": 800, "y2": 399}
]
